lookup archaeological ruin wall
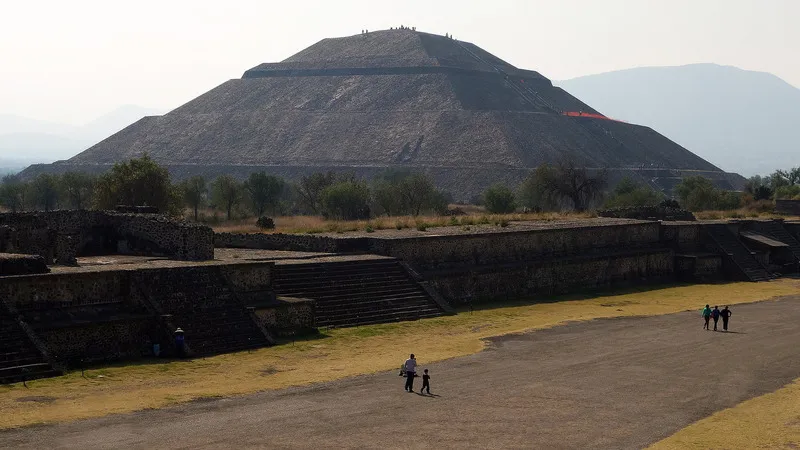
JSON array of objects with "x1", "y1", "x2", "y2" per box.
[
  {"x1": 0, "y1": 211, "x2": 214, "y2": 266},
  {"x1": 0, "y1": 261, "x2": 301, "y2": 368}
]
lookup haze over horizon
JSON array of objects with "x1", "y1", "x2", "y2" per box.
[{"x1": 2, "y1": 0, "x2": 798, "y2": 126}]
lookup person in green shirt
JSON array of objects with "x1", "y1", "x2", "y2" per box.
[{"x1": 701, "y1": 305, "x2": 712, "y2": 330}]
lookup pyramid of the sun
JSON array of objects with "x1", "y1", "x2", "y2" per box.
[{"x1": 26, "y1": 29, "x2": 742, "y2": 199}]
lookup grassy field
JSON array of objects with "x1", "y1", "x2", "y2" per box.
[
  {"x1": 0, "y1": 279, "x2": 797, "y2": 430},
  {"x1": 651, "y1": 377, "x2": 800, "y2": 449}
]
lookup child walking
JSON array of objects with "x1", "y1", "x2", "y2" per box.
[{"x1": 421, "y1": 369, "x2": 431, "y2": 394}]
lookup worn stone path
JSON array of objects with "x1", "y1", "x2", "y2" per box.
[{"x1": 3, "y1": 297, "x2": 799, "y2": 449}]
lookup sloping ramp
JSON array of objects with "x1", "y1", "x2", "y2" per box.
[{"x1": 0, "y1": 302, "x2": 59, "y2": 384}]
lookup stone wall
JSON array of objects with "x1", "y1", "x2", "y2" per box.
[
  {"x1": 675, "y1": 254, "x2": 723, "y2": 281},
  {"x1": 0, "y1": 270, "x2": 157, "y2": 365},
  {"x1": 427, "y1": 249, "x2": 674, "y2": 303},
  {"x1": 0, "y1": 210, "x2": 214, "y2": 264},
  {"x1": 367, "y1": 222, "x2": 661, "y2": 271},
  {"x1": 215, "y1": 232, "x2": 368, "y2": 253},
  {"x1": 253, "y1": 297, "x2": 316, "y2": 337},
  {"x1": 776, "y1": 200, "x2": 800, "y2": 216},
  {"x1": 0, "y1": 253, "x2": 49, "y2": 276},
  {"x1": 660, "y1": 223, "x2": 704, "y2": 252},
  {"x1": 785, "y1": 222, "x2": 800, "y2": 240},
  {"x1": 0, "y1": 261, "x2": 286, "y2": 366}
]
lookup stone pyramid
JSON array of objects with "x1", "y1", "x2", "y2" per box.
[{"x1": 25, "y1": 29, "x2": 743, "y2": 199}]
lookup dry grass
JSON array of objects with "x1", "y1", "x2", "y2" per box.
[
  {"x1": 0, "y1": 280, "x2": 796, "y2": 430},
  {"x1": 211, "y1": 210, "x2": 593, "y2": 234},
  {"x1": 650, "y1": 377, "x2": 800, "y2": 449}
]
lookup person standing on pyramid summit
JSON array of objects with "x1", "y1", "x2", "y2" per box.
[{"x1": 404, "y1": 354, "x2": 417, "y2": 392}]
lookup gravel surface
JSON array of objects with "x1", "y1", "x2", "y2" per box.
[{"x1": 2, "y1": 296, "x2": 799, "y2": 449}]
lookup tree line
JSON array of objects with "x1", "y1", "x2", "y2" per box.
[
  {"x1": 2, "y1": 155, "x2": 795, "y2": 219},
  {"x1": 0, "y1": 156, "x2": 451, "y2": 221}
]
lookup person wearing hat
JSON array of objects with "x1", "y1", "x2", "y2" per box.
[{"x1": 174, "y1": 328, "x2": 185, "y2": 358}]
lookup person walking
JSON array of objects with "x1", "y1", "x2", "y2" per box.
[
  {"x1": 702, "y1": 305, "x2": 712, "y2": 330},
  {"x1": 174, "y1": 328, "x2": 185, "y2": 358},
  {"x1": 403, "y1": 354, "x2": 417, "y2": 392},
  {"x1": 420, "y1": 369, "x2": 431, "y2": 395},
  {"x1": 712, "y1": 306, "x2": 721, "y2": 331},
  {"x1": 721, "y1": 306, "x2": 732, "y2": 331}
]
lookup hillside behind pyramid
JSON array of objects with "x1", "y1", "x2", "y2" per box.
[{"x1": 22, "y1": 29, "x2": 743, "y2": 199}]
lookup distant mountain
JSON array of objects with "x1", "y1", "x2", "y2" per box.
[
  {"x1": 557, "y1": 64, "x2": 800, "y2": 176},
  {"x1": 0, "y1": 105, "x2": 166, "y2": 165}
]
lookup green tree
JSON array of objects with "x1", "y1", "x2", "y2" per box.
[
  {"x1": 0, "y1": 175, "x2": 27, "y2": 212},
  {"x1": 602, "y1": 178, "x2": 665, "y2": 208},
  {"x1": 31, "y1": 174, "x2": 61, "y2": 211},
  {"x1": 483, "y1": 184, "x2": 517, "y2": 214},
  {"x1": 179, "y1": 176, "x2": 208, "y2": 221},
  {"x1": 60, "y1": 172, "x2": 96, "y2": 209},
  {"x1": 297, "y1": 172, "x2": 337, "y2": 214},
  {"x1": 674, "y1": 176, "x2": 742, "y2": 211},
  {"x1": 373, "y1": 172, "x2": 447, "y2": 216},
  {"x1": 211, "y1": 175, "x2": 243, "y2": 220},
  {"x1": 93, "y1": 154, "x2": 178, "y2": 213},
  {"x1": 321, "y1": 180, "x2": 371, "y2": 220},
  {"x1": 244, "y1": 172, "x2": 284, "y2": 216}
]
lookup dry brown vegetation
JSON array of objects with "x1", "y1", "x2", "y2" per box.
[{"x1": 211, "y1": 209, "x2": 594, "y2": 234}]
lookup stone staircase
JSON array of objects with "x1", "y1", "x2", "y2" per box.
[
  {"x1": 136, "y1": 268, "x2": 272, "y2": 356},
  {"x1": 755, "y1": 221, "x2": 800, "y2": 262},
  {"x1": 705, "y1": 224, "x2": 771, "y2": 282},
  {"x1": 272, "y1": 259, "x2": 445, "y2": 328},
  {"x1": 0, "y1": 302, "x2": 59, "y2": 384}
]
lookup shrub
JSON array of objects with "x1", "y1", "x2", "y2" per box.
[
  {"x1": 320, "y1": 180, "x2": 371, "y2": 220},
  {"x1": 483, "y1": 184, "x2": 517, "y2": 214},
  {"x1": 256, "y1": 216, "x2": 276, "y2": 230}
]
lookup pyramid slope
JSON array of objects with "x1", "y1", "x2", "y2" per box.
[{"x1": 25, "y1": 29, "x2": 741, "y2": 198}]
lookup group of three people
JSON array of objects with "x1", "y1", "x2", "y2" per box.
[{"x1": 702, "y1": 305, "x2": 732, "y2": 331}]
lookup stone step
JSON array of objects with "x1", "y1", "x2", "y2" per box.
[
  {"x1": 0, "y1": 362, "x2": 53, "y2": 377},
  {"x1": 315, "y1": 293, "x2": 433, "y2": 310},
  {"x1": 318, "y1": 304, "x2": 441, "y2": 321},
  {"x1": 280, "y1": 285, "x2": 424, "y2": 302},
  {"x1": 319, "y1": 310, "x2": 443, "y2": 328},
  {"x1": 0, "y1": 355, "x2": 45, "y2": 369},
  {"x1": 274, "y1": 277, "x2": 413, "y2": 292}
]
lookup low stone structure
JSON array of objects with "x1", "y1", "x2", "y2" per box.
[
  {"x1": 598, "y1": 205, "x2": 696, "y2": 221},
  {"x1": 0, "y1": 253, "x2": 49, "y2": 276},
  {"x1": 253, "y1": 297, "x2": 316, "y2": 337},
  {"x1": 776, "y1": 199, "x2": 800, "y2": 216},
  {"x1": 0, "y1": 210, "x2": 214, "y2": 264}
]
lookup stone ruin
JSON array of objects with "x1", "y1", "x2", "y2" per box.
[{"x1": 0, "y1": 210, "x2": 214, "y2": 268}]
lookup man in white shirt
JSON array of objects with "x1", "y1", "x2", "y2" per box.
[{"x1": 404, "y1": 354, "x2": 417, "y2": 392}]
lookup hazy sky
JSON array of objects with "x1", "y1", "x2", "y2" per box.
[{"x1": 2, "y1": 0, "x2": 798, "y2": 125}]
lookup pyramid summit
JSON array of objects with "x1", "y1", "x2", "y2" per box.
[{"x1": 24, "y1": 29, "x2": 743, "y2": 198}]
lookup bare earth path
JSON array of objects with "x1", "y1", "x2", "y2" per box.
[{"x1": 3, "y1": 297, "x2": 799, "y2": 449}]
